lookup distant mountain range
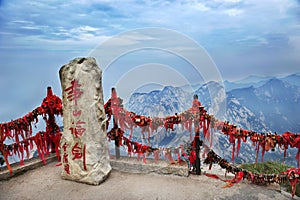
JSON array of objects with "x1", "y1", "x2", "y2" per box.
[
  {"x1": 125, "y1": 73, "x2": 300, "y2": 166},
  {"x1": 224, "y1": 73, "x2": 300, "y2": 91}
]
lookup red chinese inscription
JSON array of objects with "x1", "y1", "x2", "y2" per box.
[
  {"x1": 63, "y1": 79, "x2": 87, "y2": 171},
  {"x1": 71, "y1": 142, "x2": 83, "y2": 160},
  {"x1": 69, "y1": 120, "x2": 86, "y2": 138},
  {"x1": 63, "y1": 153, "x2": 69, "y2": 163},
  {"x1": 62, "y1": 142, "x2": 69, "y2": 152},
  {"x1": 63, "y1": 150, "x2": 70, "y2": 174},
  {"x1": 73, "y1": 110, "x2": 82, "y2": 117},
  {"x1": 65, "y1": 80, "x2": 83, "y2": 106},
  {"x1": 71, "y1": 142, "x2": 87, "y2": 170},
  {"x1": 64, "y1": 163, "x2": 70, "y2": 174}
]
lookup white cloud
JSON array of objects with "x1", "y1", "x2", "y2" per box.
[
  {"x1": 97, "y1": 32, "x2": 159, "y2": 48},
  {"x1": 20, "y1": 26, "x2": 40, "y2": 30},
  {"x1": 234, "y1": 36, "x2": 268, "y2": 46},
  {"x1": 213, "y1": 0, "x2": 242, "y2": 2},
  {"x1": 70, "y1": 26, "x2": 101, "y2": 34},
  {"x1": 223, "y1": 8, "x2": 243, "y2": 17},
  {"x1": 192, "y1": 2, "x2": 210, "y2": 11},
  {"x1": 10, "y1": 20, "x2": 34, "y2": 24},
  {"x1": 74, "y1": 0, "x2": 116, "y2": 4},
  {"x1": 1, "y1": 0, "x2": 300, "y2": 76}
]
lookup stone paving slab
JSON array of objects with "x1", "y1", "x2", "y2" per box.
[
  {"x1": 1, "y1": 155, "x2": 299, "y2": 200},
  {"x1": 0, "y1": 161, "x2": 296, "y2": 200},
  {"x1": 0, "y1": 154, "x2": 58, "y2": 180}
]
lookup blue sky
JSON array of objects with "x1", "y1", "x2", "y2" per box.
[{"x1": 1, "y1": 0, "x2": 300, "y2": 121}]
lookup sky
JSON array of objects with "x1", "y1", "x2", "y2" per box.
[{"x1": 0, "y1": 0, "x2": 300, "y2": 121}]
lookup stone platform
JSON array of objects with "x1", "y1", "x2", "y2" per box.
[
  {"x1": 0, "y1": 154, "x2": 188, "y2": 181},
  {"x1": 0, "y1": 156, "x2": 296, "y2": 200},
  {"x1": 110, "y1": 156, "x2": 189, "y2": 177}
]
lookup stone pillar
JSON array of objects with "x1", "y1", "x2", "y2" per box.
[{"x1": 59, "y1": 57, "x2": 111, "y2": 185}]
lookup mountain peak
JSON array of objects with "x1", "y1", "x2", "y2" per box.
[
  {"x1": 162, "y1": 85, "x2": 175, "y2": 91},
  {"x1": 235, "y1": 75, "x2": 272, "y2": 84},
  {"x1": 262, "y1": 77, "x2": 291, "y2": 89},
  {"x1": 281, "y1": 73, "x2": 300, "y2": 86}
]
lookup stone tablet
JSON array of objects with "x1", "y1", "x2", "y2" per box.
[{"x1": 59, "y1": 57, "x2": 111, "y2": 185}]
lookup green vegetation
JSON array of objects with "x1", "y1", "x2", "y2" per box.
[
  {"x1": 240, "y1": 161, "x2": 299, "y2": 197},
  {"x1": 240, "y1": 161, "x2": 292, "y2": 174}
]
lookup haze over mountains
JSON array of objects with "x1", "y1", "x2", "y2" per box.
[{"x1": 126, "y1": 73, "x2": 300, "y2": 166}]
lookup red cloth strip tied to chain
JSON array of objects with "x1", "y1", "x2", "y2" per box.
[
  {"x1": 132, "y1": 115, "x2": 151, "y2": 141},
  {"x1": 164, "y1": 113, "x2": 181, "y2": 132},
  {"x1": 0, "y1": 143, "x2": 13, "y2": 175},
  {"x1": 279, "y1": 168, "x2": 300, "y2": 198},
  {"x1": 104, "y1": 89, "x2": 214, "y2": 144},
  {"x1": 0, "y1": 87, "x2": 62, "y2": 175},
  {"x1": 205, "y1": 171, "x2": 244, "y2": 188},
  {"x1": 215, "y1": 118, "x2": 300, "y2": 166}
]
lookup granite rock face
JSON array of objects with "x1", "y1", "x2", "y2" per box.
[{"x1": 59, "y1": 57, "x2": 111, "y2": 185}]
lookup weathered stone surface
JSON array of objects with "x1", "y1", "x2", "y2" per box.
[
  {"x1": 59, "y1": 57, "x2": 111, "y2": 185},
  {"x1": 110, "y1": 157, "x2": 189, "y2": 177}
]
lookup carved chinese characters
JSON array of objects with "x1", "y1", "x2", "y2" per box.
[{"x1": 59, "y1": 57, "x2": 111, "y2": 185}]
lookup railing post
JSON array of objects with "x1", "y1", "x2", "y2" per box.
[
  {"x1": 46, "y1": 87, "x2": 56, "y2": 153},
  {"x1": 195, "y1": 132, "x2": 201, "y2": 175},
  {"x1": 115, "y1": 138, "x2": 120, "y2": 159},
  {"x1": 113, "y1": 117, "x2": 120, "y2": 159}
]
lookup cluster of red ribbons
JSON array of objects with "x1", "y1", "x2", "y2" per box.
[
  {"x1": 213, "y1": 120, "x2": 300, "y2": 166},
  {"x1": 105, "y1": 88, "x2": 300, "y2": 167},
  {"x1": 104, "y1": 89, "x2": 212, "y2": 143},
  {"x1": 0, "y1": 87, "x2": 62, "y2": 175},
  {"x1": 106, "y1": 126, "x2": 191, "y2": 164},
  {"x1": 204, "y1": 150, "x2": 300, "y2": 198},
  {"x1": 104, "y1": 88, "x2": 300, "y2": 197}
]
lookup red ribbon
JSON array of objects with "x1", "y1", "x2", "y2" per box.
[{"x1": 205, "y1": 171, "x2": 244, "y2": 188}]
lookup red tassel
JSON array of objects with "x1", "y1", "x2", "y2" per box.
[
  {"x1": 13, "y1": 143, "x2": 20, "y2": 160},
  {"x1": 29, "y1": 138, "x2": 34, "y2": 150},
  {"x1": 19, "y1": 143, "x2": 24, "y2": 166},
  {"x1": 34, "y1": 133, "x2": 46, "y2": 165},
  {"x1": 154, "y1": 150, "x2": 160, "y2": 163},
  {"x1": 165, "y1": 150, "x2": 175, "y2": 164},
  {"x1": 261, "y1": 142, "x2": 266, "y2": 162},
  {"x1": 209, "y1": 128, "x2": 213, "y2": 148},
  {"x1": 232, "y1": 142, "x2": 235, "y2": 162},
  {"x1": 255, "y1": 143, "x2": 260, "y2": 164},
  {"x1": 287, "y1": 169, "x2": 300, "y2": 198},
  {"x1": 142, "y1": 153, "x2": 146, "y2": 164},
  {"x1": 129, "y1": 125, "x2": 133, "y2": 140},
  {"x1": 54, "y1": 133, "x2": 61, "y2": 161},
  {"x1": 137, "y1": 153, "x2": 141, "y2": 161},
  {"x1": 205, "y1": 171, "x2": 244, "y2": 188},
  {"x1": 290, "y1": 178, "x2": 298, "y2": 199},
  {"x1": 236, "y1": 137, "x2": 241, "y2": 158},
  {"x1": 147, "y1": 127, "x2": 151, "y2": 144},
  {"x1": 0, "y1": 146, "x2": 13, "y2": 175},
  {"x1": 24, "y1": 141, "x2": 30, "y2": 159},
  {"x1": 203, "y1": 118, "x2": 207, "y2": 138},
  {"x1": 296, "y1": 148, "x2": 300, "y2": 168},
  {"x1": 205, "y1": 173, "x2": 220, "y2": 179}
]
